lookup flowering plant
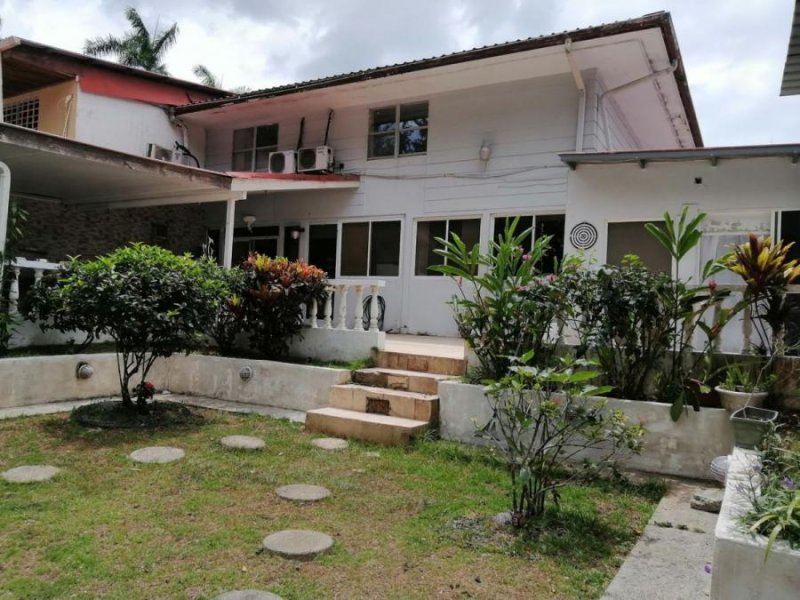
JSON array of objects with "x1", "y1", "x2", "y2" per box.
[{"x1": 133, "y1": 381, "x2": 156, "y2": 404}]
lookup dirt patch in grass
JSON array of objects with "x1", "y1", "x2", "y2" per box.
[
  {"x1": 0, "y1": 410, "x2": 663, "y2": 600},
  {"x1": 70, "y1": 400, "x2": 201, "y2": 428}
]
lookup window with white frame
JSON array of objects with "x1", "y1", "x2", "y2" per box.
[
  {"x1": 341, "y1": 220, "x2": 402, "y2": 277},
  {"x1": 231, "y1": 124, "x2": 279, "y2": 171},
  {"x1": 4, "y1": 97, "x2": 40, "y2": 130},
  {"x1": 368, "y1": 102, "x2": 428, "y2": 158},
  {"x1": 699, "y1": 212, "x2": 772, "y2": 284},
  {"x1": 492, "y1": 214, "x2": 566, "y2": 274},
  {"x1": 607, "y1": 220, "x2": 671, "y2": 274},
  {"x1": 415, "y1": 218, "x2": 480, "y2": 276},
  {"x1": 778, "y1": 209, "x2": 800, "y2": 262}
]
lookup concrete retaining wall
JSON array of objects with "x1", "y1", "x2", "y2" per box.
[
  {"x1": 0, "y1": 353, "x2": 349, "y2": 413},
  {"x1": 289, "y1": 328, "x2": 385, "y2": 363},
  {"x1": 438, "y1": 380, "x2": 734, "y2": 480},
  {"x1": 711, "y1": 449, "x2": 800, "y2": 600}
]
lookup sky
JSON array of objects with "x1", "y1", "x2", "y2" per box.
[{"x1": 1, "y1": 0, "x2": 799, "y2": 146}]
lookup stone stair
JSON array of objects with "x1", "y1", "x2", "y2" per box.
[{"x1": 305, "y1": 350, "x2": 466, "y2": 445}]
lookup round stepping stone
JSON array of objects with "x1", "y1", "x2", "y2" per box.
[
  {"x1": 1, "y1": 465, "x2": 61, "y2": 483},
  {"x1": 129, "y1": 446, "x2": 184, "y2": 464},
  {"x1": 262, "y1": 529, "x2": 334, "y2": 560},
  {"x1": 311, "y1": 437, "x2": 348, "y2": 450},
  {"x1": 213, "y1": 591, "x2": 283, "y2": 600},
  {"x1": 276, "y1": 484, "x2": 331, "y2": 502},
  {"x1": 220, "y1": 435, "x2": 265, "y2": 450}
]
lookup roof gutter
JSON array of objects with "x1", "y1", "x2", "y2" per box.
[{"x1": 564, "y1": 38, "x2": 586, "y2": 152}]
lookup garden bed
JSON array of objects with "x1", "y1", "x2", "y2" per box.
[
  {"x1": 711, "y1": 448, "x2": 800, "y2": 600},
  {"x1": 0, "y1": 410, "x2": 662, "y2": 600},
  {"x1": 439, "y1": 380, "x2": 734, "y2": 480}
]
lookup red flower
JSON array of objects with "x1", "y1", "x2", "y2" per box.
[{"x1": 143, "y1": 382, "x2": 155, "y2": 392}]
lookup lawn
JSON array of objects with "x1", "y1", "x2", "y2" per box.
[{"x1": 0, "y1": 409, "x2": 664, "y2": 600}]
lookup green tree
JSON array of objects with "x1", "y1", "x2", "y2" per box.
[
  {"x1": 84, "y1": 7, "x2": 178, "y2": 75},
  {"x1": 24, "y1": 244, "x2": 228, "y2": 409},
  {"x1": 193, "y1": 64, "x2": 251, "y2": 93}
]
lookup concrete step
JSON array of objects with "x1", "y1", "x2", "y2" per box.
[
  {"x1": 329, "y1": 383, "x2": 438, "y2": 423},
  {"x1": 305, "y1": 407, "x2": 429, "y2": 446},
  {"x1": 352, "y1": 367, "x2": 455, "y2": 395},
  {"x1": 374, "y1": 350, "x2": 466, "y2": 377}
]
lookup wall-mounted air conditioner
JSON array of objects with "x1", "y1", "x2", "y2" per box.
[
  {"x1": 147, "y1": 143, "x2": 175, "y2": 162},
  {"x1": 269, "y1": 150, "x2": 297, "y2": 174},
  {"x1": 297, "y1": 145, "x2": 334, "y2": 173}
]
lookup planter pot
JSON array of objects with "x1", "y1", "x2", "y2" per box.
[
  {"x1": 730, "y1": 406, "x2": 779, "y2": 450},
  {"x1": 714, "y1": 386, "x2": 768, "y2": 412}
]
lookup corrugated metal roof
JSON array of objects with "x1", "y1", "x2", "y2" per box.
[
  {"x1": 174, "y1": 11, "x2": 702, "y2": 146},
  {"x1": 781, "y1": 0, "x2": 800, "y2": 95}
]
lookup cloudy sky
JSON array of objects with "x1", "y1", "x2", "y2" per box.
[{"x1": 2, "y1": 0, "x2": 798, "y2": 146}]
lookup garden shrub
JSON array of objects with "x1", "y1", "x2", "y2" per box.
[
  {"x1": 240, "y1": 254, "x2": 327, "y2": 358},
  {"x1": 480, "y1": 352, "x2": 645, "y2": 527},
  {"x1": 432, "y1": 218, "x2": 567, "y2": 380},
  {"x1": 24, "y1": 244, "x2": 228, "y2": 410},
  {"x1": 208, "y1": 266, "x2": 247, "y2": 355}
]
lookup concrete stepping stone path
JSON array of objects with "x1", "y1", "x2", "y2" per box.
[
  {"x1": 1, "y1": 465, "x2": 61, "y2": 483},
  {"x1": 311, "y1": 437, "x2": 348, "y2": 450},
  {"x1": 129, "y1": 446, "x2": 185, "y2": 464},
  {"x1": 213, "y1": 591, "x2": 283, "y2": 600},
  {"x1": 276, "y1": 484, "x2": 331, "y2": 502},
  {"x1": 220, "y1": 435, "x2": 265, "y2": 450},
  {"x1": 262, "y1": 529, "x2": 334, "y2": 560}
]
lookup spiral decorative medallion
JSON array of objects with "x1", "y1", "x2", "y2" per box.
[{"x1": 569, "y1": 222, "x2": 598, "y2": 250}]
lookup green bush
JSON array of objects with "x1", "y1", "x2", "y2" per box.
[
  {"x1": 24, "y1": 244, "x2": 228, "y2": 409},
  {"x1": 208, "y1": 266, "x2": 247, "y2": 355},
  {"x1": 240, "y1": 255, "x2": 328, "y2": 358},
  {"x1": 480, "y1": 353, "x2": 645, "y2": 527},
  {"x1": 431, "y1": 218, "x2": 566, "y2": 380}
]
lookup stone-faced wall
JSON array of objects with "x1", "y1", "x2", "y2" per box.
[{"x1": 15, "y1": 198, "x2": 208, "y2": 260}]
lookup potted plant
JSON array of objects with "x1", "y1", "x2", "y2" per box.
[{"x1": 715, "y1": 363, "x2": 771, "y2": 411}]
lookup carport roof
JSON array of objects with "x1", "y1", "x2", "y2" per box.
[{"x1": 0, "y1": 123, "x2": 237, "y2": 208}]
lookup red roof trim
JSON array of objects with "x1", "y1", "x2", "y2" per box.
[{"x1": 229, "y1": 171, "x2": 360, "y2": 182}]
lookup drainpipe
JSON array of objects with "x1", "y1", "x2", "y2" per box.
[
  {"x1": 597, "y1": 60, "x2": 679, "y2": 148},
  {"x1": 564, "y1": 39, "x2": 586, "y2": 152},
  {"x1": 0, "y1": 161, "x2": 10, "y2": 282}
]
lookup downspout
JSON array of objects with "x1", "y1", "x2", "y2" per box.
[
  {"x1": 0, "y1": 161, "x2": 10, "y2": 282},
  {"x1": 564, "y1": 39, "x2": 585, "y2": 152},
  {"x1": 597, "y1": 60, "x2": 679, "y2": 148}
]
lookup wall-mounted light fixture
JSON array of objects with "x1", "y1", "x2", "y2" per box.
[
  {"x1": 479, "y1": 143, "x2": 492, "y2": 162},
  {"x1": 243, "y1": 215, "x2": 256, "y2": 232},
  {"x1": 289, "y1": 226, "x2": 306, "y2": 240}
]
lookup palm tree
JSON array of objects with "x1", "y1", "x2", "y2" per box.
[
  {"x1": 192, "y1": 64, "x2": 221, "y2": 88},
  {"x1": 84, "y1": 7, "x2": 178, "y2": 75}
]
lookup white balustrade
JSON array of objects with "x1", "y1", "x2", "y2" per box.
[
  {"x1": 305, "y1": 279, "x2": 386, "y2": 332},
  {"x1": 5, "y1": 257, "x2": 61, "y2": 315}
]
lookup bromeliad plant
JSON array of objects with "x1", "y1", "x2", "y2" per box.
[
  {"x1": 480, "y1": 353, "x2": 645, "y2": 527},
  {"x1": 24, "y1": 244, "x2": 229, "y2": 410},
  {"x1": 645, "y1": 207, "x2": 742, "y2": 420},
  {"x1": 431, "y1": 218, "x2": 566, "y2": 380}
]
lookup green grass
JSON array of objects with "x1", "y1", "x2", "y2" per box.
[{"x1": 0, "y1": 411, "x2": 663, "y2": 600}]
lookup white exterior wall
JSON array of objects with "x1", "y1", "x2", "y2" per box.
[
  {"x1": 74, "y1": 91, "x2": 189, "y2": 158},
  {"x1": 204, "y1": 74, "x2": 579, "y2": 335}
]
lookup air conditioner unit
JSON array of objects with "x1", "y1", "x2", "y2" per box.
[
  {"x1": 147, "y1": 143, "x2": 175, "y2": 162},
  {"x1": 297, "y1": 145, "x2": 334, "y2": 173},
  {"x1": 269, "y1": 150, "x2": 297, "y2": 174}
]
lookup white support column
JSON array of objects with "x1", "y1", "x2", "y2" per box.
[
  {"x1": 353, "y1": 285, "x2": 365, "y2": 331},
  {"x1": 0, "y1": 161, "x2": 10, "y2": 283},
  {"x1": 369, "y1": 285, "x2": 380, "y2": 332},
  {"x1": 336, "y1": 284, "x2": 349, "y2": 330},
  {"x1": 222, "y1": 194, "x2": 242, "y2": 269},
  {"x1": 323, "y1": 288, "x2": 333, "y2": 329}
]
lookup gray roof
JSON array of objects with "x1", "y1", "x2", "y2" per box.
[{"x1": 782, "y1": 0, "x2": 800, "y2": 95}]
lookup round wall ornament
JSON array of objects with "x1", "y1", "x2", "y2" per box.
[{"x1": 569, "y1": 222, "x2": 598, "y2": 250}]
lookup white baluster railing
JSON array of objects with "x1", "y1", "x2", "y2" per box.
[
  {"x1": 306, "y1": 279, "x2": 386, "y2": 332},
  {"x1": 6, "y1": 257, "x2": 61, "y2": 315}
]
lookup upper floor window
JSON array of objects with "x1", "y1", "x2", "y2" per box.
[
  {"x1": 4, "y1": 97, "x2": 39, "y2": 130},
  {"x1": 232, "y1": 124, "x2": 278, "y2": 171},
  {"x1": 368, "y1": 102, "x2": 428, "y2": 159}
]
